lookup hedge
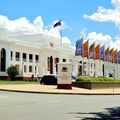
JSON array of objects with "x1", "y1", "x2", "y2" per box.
[{"x1": 76, "y1": 77, "x2": 120, "y2": 83}]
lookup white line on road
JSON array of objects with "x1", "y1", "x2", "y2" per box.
[
  {"x1": 0, "y1": 100, "x2": 60, "y2": 110},
  {"x1": 0, "y1": 95, "x2": 8, "y2": 98}
]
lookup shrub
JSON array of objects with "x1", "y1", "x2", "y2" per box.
[
  {"x1": 109, "y1": 73, "x2": 113, "y2": 77},
  {"x1": 7, "y1": 66, "x2": 19, "y2": 81},
  {"x1": 76, "y1": 77, "x2": 120, "y2": 83}
]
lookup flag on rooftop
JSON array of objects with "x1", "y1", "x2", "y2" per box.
[
  {"x1": 95, "y1": 44, "x2": 100, "y2": 59},
  {"x1": 113, "y1": 49, "x2": 117, "y2": 63},
  {"x1": 75, "y1": 37, "x2": 83, "y2": 56},
  {"x1": 53, "y1": 20, "x2": 61, "y2": 27},
  {"x1": 89, "y1": 42, "x2": 95, "y2": 59},
  {"x1": 105, "y1": 47, "x2": 109, "y2": 61},
  {"x1": 109, "y1": 48, "x2": 114, "y2": 62},
  {"x1": 100, "y1": 45, "x2": 105, "y2": 61},
  {"x1": 82, "y1": 39, "x2": 89, "y2": 58}
]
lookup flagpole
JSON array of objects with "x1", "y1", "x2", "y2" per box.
[
  {"x1": 88, "y1": 40, "x2": 89, "y2": 77},
  {"x1": 117, "y1": 56, "x2": 118, "y2": 78},
  {"x1": 103, "y1": 45, "x2": 105, "y2": 77},
  {"x1": 60, "y1": 26, "x2": 62, "y2": 46},
  {"x1": 99, "y1": 44, "x2": 101, "y2": 77},
  {"x1": 80, "y1": 32, "x2": 84, "y2": 76},
  {"x1": 93, "y1": 43, "x2": 95, "y2": 77},
  {"x1": 82, "y1": 34, "x2": 84, "y2": 76},
  {"x1": 53, "y1": 20, "x2": 62, "y2": 46}
]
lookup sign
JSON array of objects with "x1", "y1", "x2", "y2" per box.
[{"x1": 57, "y1": 62, "x2": 72, "y2": 89}]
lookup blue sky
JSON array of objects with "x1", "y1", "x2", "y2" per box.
[{"x1": 0, "y1": 0, "x2": 120, "y2": 49}]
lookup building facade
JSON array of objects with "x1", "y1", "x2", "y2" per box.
[
  {"x1": 0, "y1": 28, "x2": 74, "y2": 80},
  {"x1": 0, "y1": 28, "x2": 120, "y2": 80}
]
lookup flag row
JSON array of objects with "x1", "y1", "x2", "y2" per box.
[{"x1": 75, "y1": 37, "x2": 120, "y2": 63}]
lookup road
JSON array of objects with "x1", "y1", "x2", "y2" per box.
[{"x1": 0, "y1": 91, "x2": 120, "y2": 120}]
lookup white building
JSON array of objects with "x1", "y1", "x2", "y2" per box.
[
  {"x1": 0, "y1": 27, "x2": 120, "y2": 80},
  {"x1": 0, "y1": 28, "x2": 74, "y2": 80}
]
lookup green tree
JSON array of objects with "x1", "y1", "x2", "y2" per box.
[{"x1": 7, "y1": 66, "x2": 19, "y2": 81}]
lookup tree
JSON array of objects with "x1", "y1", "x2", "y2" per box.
[
  {"x1": 7, "y1": 65, "x2": 19, "y2": 81},
  {"x1": 109, "y1": 73, "x2": 113, "y2": 77}
]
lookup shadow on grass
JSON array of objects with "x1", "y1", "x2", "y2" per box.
[{"x1": 69, "y1": 107, "x2": 120, "y2": 120}]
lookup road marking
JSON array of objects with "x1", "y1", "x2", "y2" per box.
[
  {"x1": 0, "y1": 100, "x2": 60, "y2": 110},
  {"x1": 0, "y1": 95, "x2": 8, "y2": 98}
]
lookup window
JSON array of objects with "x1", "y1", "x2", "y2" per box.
[
  {"x1": 54, "y1": 58, "x2": 59, "y2": 64},
  {"x1": 54, "y1": 58, "x2": 59, "y2": 73},
  {"x1": 16, "y1": 52, "x2": 20, "y2": 61},
  {"x1": 11, "y1": 51, "x2": 13, "y2": 61},
  {"x1": 80, "y1": 61, "x2": 82, "y2": 63},
  {"x1": 63, "y1": 59, "x2": 66, "y2": 62},
  {"x1": 35, "y1": 55, "x2": 39, "y2": 63},
  {"x1": 1, "y1": 48, "x2": 6, "y2": 71},
  {"x1": 29, "y1": 54, "x2": 33, "y2": 62},
  {"x1": 23, "y1": 53, "x2": 27, "y2": 62},
  {"x1": 29, "y1": 66, "x2": 32, "y2": 72}
]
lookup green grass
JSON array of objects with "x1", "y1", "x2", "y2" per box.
[
  {"x1": 76, "y1": 77, "x2": 120, "y2": 83},
  {"x1": 0, "y1": 80, "x2": 38, "y2": 84}
]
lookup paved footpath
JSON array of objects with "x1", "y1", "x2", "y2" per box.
[{"x1": 0, "y1": 84, "x2": 120, "y2": 95}]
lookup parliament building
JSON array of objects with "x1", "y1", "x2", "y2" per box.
[{"x1": 0, "y1": 27, "x2": 120, "y2": 80}]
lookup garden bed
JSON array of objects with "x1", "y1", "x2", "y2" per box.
[
  {"x1": 73, "y1": 77, "x2": 120, "y2": 89},
  {"x1": 73, "y1": 81, "x2": 120, "y2": 89}
]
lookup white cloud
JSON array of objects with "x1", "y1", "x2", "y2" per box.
[
  {"x1": 8, "y1": 17, "x2": 35, "y2": 33},
  {"x1": 33, "y1": 16, "x2": 44, "y2": 29},
  {"x1": 0, "y1": 15, "x2": 71, "y2": 46},
  {"x1": 83, "y1": 0, "x2": 120, "y2": 29},
  {"x1": 0, "y1": 15, "x2": 9, "y2": 28},
  {"x1": 87, "y1": 32, "x2": 120, "y2": 50},
  {"x1": 111, "y1": 0, "x2": 120, "y2": 10},
  {"x1": 114, "y1": 35, "x2": 120, "y2": 50},
  {"x1": 62, "y1": 36, "x2": 71, "y2": 46},
  {"x1": 83, "y1": 0, "x2": 120, "y2": 50}
]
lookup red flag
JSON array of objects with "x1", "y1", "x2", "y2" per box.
[
  {"x1": 89, "y1": 43, "x2": 95, "y2": 59},
  {"x1": 105, "y1": 47, "x2": 109, "y2": 61},
  {"x1": 95, "y1": 44, "x2": 100, "y2": 59},
  {"x1": 109, "y1": 48, "x2": 114, "y2": 62},
  {"x1": 82, "y1": 39, "x2": 89, "y2": 58},
  {"x1": 113, "y1": 50, "x2": 117, "y2": 63}
]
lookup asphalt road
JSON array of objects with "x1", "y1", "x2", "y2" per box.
[{"x1": 0, "y1": 91, "x2": 120, "y2": 120}]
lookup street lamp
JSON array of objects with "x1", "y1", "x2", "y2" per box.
[{"x1": 113, "y1": 68, "x2": 115, "y2": 93}]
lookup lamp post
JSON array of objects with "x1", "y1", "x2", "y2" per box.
[{"x1": 113, "y1": 68, "x2": 115, "y2": 93}]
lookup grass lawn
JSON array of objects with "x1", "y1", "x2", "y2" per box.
[{"x1": 0, "y1": 80, "x2": 38, "y2": 84}]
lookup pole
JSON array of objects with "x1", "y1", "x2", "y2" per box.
[
  {"x1": 82, "y1": 33, "x2": 84, "y2": 76},
  {"x1": 113, "y1": 68, "x2": 115, "y2": 93},
  {"x1": 93, "y1": 43, "x2": 95, "y2": 77},
  {"x1": 60, "y1": 27, "x2": 62, "y2": 46},
  {"x1": 99, "y1": 44, "x2": 101, "y2": 77},
  {"x1": 88, "y1": 40, "x2": 89, "y2": 77},
  {"x1": 82, "y1": 42, "x2": 84, "y2": 76}
]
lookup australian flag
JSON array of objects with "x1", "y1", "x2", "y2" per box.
[
  {"x1": 75, "y1": 37, "x2": 83, "y2": 56},
  {"x1": 53, "y1": 20, "x2": 61, "y2": 27}
]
